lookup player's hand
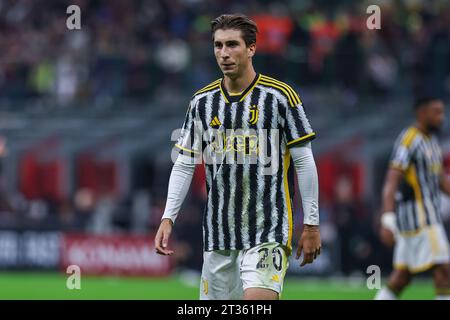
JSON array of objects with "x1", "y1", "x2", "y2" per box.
[
  {"x1": 379, "y1": 227, "x2": 396, "y2": 247},
  {"x1": 379, "y1": 212, "x2": 397, "y2": 247},
  {"x1": 296, "y1": 224, "x2": 321, "y2": 267},
  {"x1": 155, "y1": 218, "x2": 174, "y2": 255}
]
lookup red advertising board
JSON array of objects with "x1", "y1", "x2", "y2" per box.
[{"x1": 61, "y1": 234, "x2": 173, "y2": 276}]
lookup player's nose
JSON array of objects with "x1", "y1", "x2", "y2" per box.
[{"x1": 219, "y1": 48, "x2": 230, "y2": 59}]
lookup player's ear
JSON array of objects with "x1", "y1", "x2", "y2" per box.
[{"x1": 247, "y1": 43, "x2": 256, "y2": 58}]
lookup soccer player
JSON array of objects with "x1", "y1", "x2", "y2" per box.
[
  {"x1": 376, "y1": 97, "x2": 450, "y2": 300},
  {"x1": 155, "y1": 14, "x2": 320, "y2": 300}
]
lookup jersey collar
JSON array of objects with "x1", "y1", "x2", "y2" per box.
[{"x1": 220, "y1": 73, "x2": 261, "y2": 104}]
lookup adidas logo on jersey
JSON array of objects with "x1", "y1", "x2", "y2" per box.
[{"x1": 210, "y1": 116, "x2": 221, "y2": 127}]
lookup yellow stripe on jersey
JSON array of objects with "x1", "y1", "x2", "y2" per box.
[
  {"x1": 286, "y1": 133, "x2": 316, "y2": 147},
  {"x1": 194, "y1": 83, "x2": 220, "y2": 96},
  {"x1": 195, "y1": 79, "x2": 221, "y2": 92},
  {"x1": 260, "y1": 75, "x2": 301, "y2": 105},
  {"x1": 259, "y1": 80, "x2": 296, "y2": 107},
  {"x1": 405, "y1": 165, "x2": 427, "y2": 228},
  {"x1": 240, "y1": 74, "x2": 261, "y2": 102},
  {"x1": 260, "y1": 75, "x2": 301, "y2": 106},
  {"x1": 219, "y1": 82, "x2": 230, "y2": 104},
  {"x1": 284, "y1": 149, "x2": 293, "y2": 254},
  {"x1": 401, "y1": 127, "x2": 419, "y2": 149},
  {"x1": 260, "y1": 75, "x2": 300, "y2": 105},
  {"x1": 174, "y1": 143, "x2": 199, "y2": 155},
  {"x1": 195, "y1": 83, "x2": 220, "y2": 96},
  {"x1": 194, "y1": 79, "x2": 221, "y2": 96}
]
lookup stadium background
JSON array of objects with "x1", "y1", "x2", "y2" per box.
[{"x1": 0, "y1": 0, "x2": 449, "y2": 299}]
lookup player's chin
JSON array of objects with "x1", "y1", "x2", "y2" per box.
[{"x1": 221, "y1": 67, "x2": 237, "y2": 77}]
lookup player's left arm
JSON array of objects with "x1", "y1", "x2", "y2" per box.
[
  {"x1": 290, "y1": 142, "x2": 321, "y2": 267},
  {"x1": 279, "y1": 87, "x2": 320, "y2": 266}
]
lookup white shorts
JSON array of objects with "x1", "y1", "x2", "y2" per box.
[
  {"x1": 394, "y1": 224, "x2": 450, "y2": 274},
  {"x1": 199, "y1": 242, "x2": 289, "y2": 300}
]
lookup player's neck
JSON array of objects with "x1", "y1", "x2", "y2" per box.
[
  {"x1": 414, "y1": 122, "x2": 430, "y2": 136},
  {"x1": 223, "y1": 67, "x2": 256, "y2": 94}
]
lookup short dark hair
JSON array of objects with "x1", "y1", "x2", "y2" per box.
[
  {"x1": 414, "y1": 96, "x2": 442, "y2": 111},
  {"x1": 211, "y1": 14, "x2": 258, "y2": 47}
]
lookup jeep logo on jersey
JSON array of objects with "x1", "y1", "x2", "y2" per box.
[
  {"x1": 209, "y1": 132, "x2": 258, "y2": 155},
  {"x1": 249, "y1": 105, "x2": 259, "y2": 125}
]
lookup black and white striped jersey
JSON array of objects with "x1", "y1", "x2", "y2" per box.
[
  {"x1": 390, "y1": 126, "x2": 443, "y2": 234},
  {"x1": 174, "y1": 73, "x2": 316, "y2": 252}
]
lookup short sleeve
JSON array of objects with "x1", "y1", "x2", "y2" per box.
[
  {"x1": 174, "y1": 102, "x2": 202, "y2": 158},
  {"x1": 282, "y1": 99, "x2": 316, "y2": 148},
  {"x1": 389, "y1": 129, "x2": 417, "y2": 171}
]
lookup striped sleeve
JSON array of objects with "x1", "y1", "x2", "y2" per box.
[
  {"x1": 390, "y1": 128, "x2": 418, "y2": 171},
  {"x1": 281, "y1": 99, "x2": 316, "y2": 148},
  {"x1": 174, "y1": 102, "x2": 202, "y2": 157}
]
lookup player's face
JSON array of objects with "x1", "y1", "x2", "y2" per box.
[
  {"x1": 424, "y1": 100, "x2": 445, "y2": 133},
  {"x1": 213, "y1": 29, "x2": 255, "y2": 79}
]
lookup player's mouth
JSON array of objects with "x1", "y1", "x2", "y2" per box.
[{"x1": 221, "y1": 63, "x2": 235, "y2": 70}]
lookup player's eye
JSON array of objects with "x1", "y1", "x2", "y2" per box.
[{"x1": 214, "y1": 43, "x2": 223, "y2": 48}]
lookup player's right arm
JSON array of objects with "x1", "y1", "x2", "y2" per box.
[
  {"x1": 382, "y1": 168, "x2": 403, "y2": 213},
  {"x1": 155, "y1": 101, "x2": 201, "y2": 255},
  {"x1": 155, "y1": 154, "x2": 196, "y2": 255},
  {"x1": 380, "y1": 128, "x2": 416, "y2": 246},
  {"x1": 380, "y1": 167, "x2": 403, "y2": 247}
]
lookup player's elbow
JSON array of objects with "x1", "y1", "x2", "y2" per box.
[{"x1": 381, "y1": 182, "x2": 393, "y2": 201}]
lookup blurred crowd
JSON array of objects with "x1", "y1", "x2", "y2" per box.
[{"x1": 0, "y1": 0, "x2": 449, "y2": 107}]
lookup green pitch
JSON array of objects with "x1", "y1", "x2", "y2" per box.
[{"x1": 0, "y1": 272, "x2": 435, "y2": 300}]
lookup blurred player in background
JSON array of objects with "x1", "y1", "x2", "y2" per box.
[
  {"x1": 376, "y1": 97, "x2": 450, "y2": 300},
  {"x1": 155, "y1": 13, "x2": 320, "y2": 300}
]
